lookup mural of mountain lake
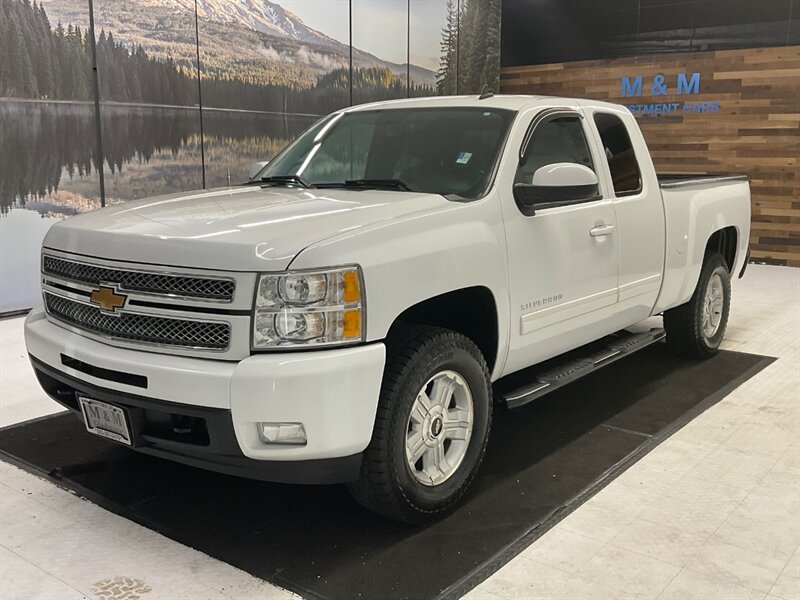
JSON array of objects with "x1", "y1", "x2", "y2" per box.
[{"x1": 0, "y1": 100, "x2": 317, "y2": 312}]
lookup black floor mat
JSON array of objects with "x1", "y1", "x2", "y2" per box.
[{"x1": 0, "y1": 346, "x2": 773, "y2": 600}]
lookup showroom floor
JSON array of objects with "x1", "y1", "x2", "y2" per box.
[{"x1": 0, "y1": 264, "x2": 798, "y2": 600}]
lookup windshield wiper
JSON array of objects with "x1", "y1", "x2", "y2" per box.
[
  {"x1": 255, "y1": 175, "x2": 316, "y2": 189},
  {"x1": 318, "y1": 179, "x2": 415, "y2": 192}
]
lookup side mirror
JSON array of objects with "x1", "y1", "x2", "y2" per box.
[
  {"x1": 513, "y1": 162, "x2": 599, "y2": 216},
  {"x1": 248, "y1": 161, "x2": 269, "y2": 181}
]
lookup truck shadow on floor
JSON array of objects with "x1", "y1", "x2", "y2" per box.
[{"x1": 0, "y1": 345, "x2": 773, "y2": 600}]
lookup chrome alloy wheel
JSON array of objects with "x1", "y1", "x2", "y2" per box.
[
  {"x1": 405, "y1": 370, "x2": 474, "y2": 487},
  {"x1": 702, "y1": 272, "x2": 725, "y2": 339}
]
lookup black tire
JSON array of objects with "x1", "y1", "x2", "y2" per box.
[
  {"x1": 664, "y1": 252, "x2": 731, "y2": 359},
  {"x1": 348, "y1": 325, "x2": 492, "y2": 523}
]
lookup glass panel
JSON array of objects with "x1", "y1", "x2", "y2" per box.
[
  {"x1": 516, "y1": 116, "x2": 595, "y2": 184},
  {"x1": 352, "y1": 0, "x2": 409, "y2": 104},
  {"x1": 594, "y1": 113, "x2": 642, "y2": 196},
  {"x1": 410, "y1": 0, "x2": 451, "y2": 97},
  {"x1": 299, "y1": 116, "x2": 376, "y2": 182},
  {"x1": 198, "y1": 0, "x2": 348, "y2": 186},
  {"x1": 457, "y1": 0, "x2": 501, "y2": 94},
  {"x1": 0, "y1": 0, "x2": 100, "y2": 312},
  {"x1": 93, "y1": 0, "x2": 204, "y2": 203},
  {"x1": 262, "y1": 107, "x2": 515, "y2": 198}
]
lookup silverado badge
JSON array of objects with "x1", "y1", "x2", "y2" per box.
[{"x1": 90, "y1": 286, "x2": 127, "y2": 314}]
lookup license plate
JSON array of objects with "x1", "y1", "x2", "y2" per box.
[{"x1": 79, "y1": 397, "x2": 132, "y2": 445}]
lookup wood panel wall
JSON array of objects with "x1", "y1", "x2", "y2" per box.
[{"x1": 500, "y1": 46, "x2": 800, "y2": 267}]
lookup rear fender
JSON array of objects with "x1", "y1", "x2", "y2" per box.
[{"x1": 654, "y1": 182, "x2": 750, "y2": 314}]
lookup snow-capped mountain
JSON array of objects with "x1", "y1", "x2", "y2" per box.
[
  {"x1": 189, "y1": 0, "x2": 339, "y2": 47},
  {"x1": 37, "y1": 0, "x2": 436, "y2": 87}
]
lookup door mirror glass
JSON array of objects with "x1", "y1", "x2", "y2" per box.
[
  {"x1": 514, "y1": 162, "x2": 599, "y2": 215},
  {"x1": 248, "y1": 161, "x2": 269, "y2": 181}
]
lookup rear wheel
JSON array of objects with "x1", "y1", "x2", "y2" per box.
[
  {"x1": 664, "y1": 252, "x2": 731, "y2": 358},
  {"x1": 348, "y1": 325, "x2": 492, "y2": 523}
]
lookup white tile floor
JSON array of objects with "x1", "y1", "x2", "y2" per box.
[{"x1": 1, "y1": 264, "x2": 798, "y2": 600}]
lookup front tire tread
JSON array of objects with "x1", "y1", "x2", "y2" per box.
[{"x1": 348, "y1": 325, "x2": 491, "y2": 523}]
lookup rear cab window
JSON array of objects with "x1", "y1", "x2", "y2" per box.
[{"x1": 593, "y1": 113, "x2": 642, "y2": 196}]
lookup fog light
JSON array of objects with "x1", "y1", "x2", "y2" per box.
[{"x1": 257, "y1": 422, "x2": 307, "y2": 445}]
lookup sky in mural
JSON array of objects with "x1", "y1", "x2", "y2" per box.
[{"x1": 281, "y1": 0, "x2": 448, "y2": 70}]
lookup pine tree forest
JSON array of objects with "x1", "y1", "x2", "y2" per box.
[
  {"x1": 0, "y1": 0, "x2": 500, "y2": 212},
  {"x1": 436, "y1": 0, "x2": 501, "y2": 96},
  {"x1": 0, "y1": 0, "x2": 449, "y2": 113}
]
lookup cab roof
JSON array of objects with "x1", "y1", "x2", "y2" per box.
[{"x1": 342, "y1": 94, "x2": 626, "y2": 114}]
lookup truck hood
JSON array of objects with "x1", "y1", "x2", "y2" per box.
[{"x1": 44, "y1": 186, "x2": 452, "y2": 271}]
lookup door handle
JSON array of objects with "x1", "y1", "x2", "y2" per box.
[{"x1": 589, "y1": 224, "x2": 616, "y2": 237}]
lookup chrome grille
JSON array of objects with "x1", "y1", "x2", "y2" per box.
[
  {"x1": 45, "y1": 293, "x2": 230, "y2": 350},
  {"x1": 42, "y1": 255, "x2": 235, "y2": 301}
]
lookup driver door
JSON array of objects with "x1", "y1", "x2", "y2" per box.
[{"x1": 501, "y1": 107, "x2": 620, "y2": 375}]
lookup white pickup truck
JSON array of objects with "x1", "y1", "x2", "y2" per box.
[{"x1": 25, "y1": 95, "x2": 751, "y2": 522}]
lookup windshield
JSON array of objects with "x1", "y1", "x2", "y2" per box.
[{"x1": 256, "y1": 107, "x2": 516, "y2": 199}]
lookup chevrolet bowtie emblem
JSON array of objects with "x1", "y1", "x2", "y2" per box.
[{"x1": 90, "y1": 286, "x2": 127, "y2": 313}]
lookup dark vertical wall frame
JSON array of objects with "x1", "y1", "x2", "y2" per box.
[
  {"x1": 86, "y1": 0, "x2": 105, "y2": 207},
  {"x1": 456, "y1": 0, "x2": 460, "y2": 94},
  {"x1": 349, "y1": 0, "x2": 354, "y2": 106},
  {"x1": 194, "y1": 0, "x2": 206, "y2": 189},
  {"x1": 407, "y1": 0, "x2": 411, "y2": 97}
]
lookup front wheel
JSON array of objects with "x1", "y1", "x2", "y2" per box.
[
  {"x1": 348, "y1": 326, "x2": 492, "y2": 523},
  {"x1": 664, "y1": 252, "x2": 731, "y2": 358}
]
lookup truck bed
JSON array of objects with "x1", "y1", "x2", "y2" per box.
[{"x1": 658, "y1": 173, "x2": 749, "y2": 189}]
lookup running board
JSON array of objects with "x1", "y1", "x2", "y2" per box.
[{"x1": 495, "y1": 328, "x2": 666, "y2": 410}]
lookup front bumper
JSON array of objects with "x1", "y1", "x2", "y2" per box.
[{"x1": 24, "y1": 306, "x2": 386, "y2": 483}]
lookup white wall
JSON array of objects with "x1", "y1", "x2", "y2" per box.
[{"x1": 0, "y1": 210, "x2": 60, "y2": 314}]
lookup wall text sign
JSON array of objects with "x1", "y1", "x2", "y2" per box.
[{"x1": 620, "y1": 73, "x2": 720, "y2": 116}]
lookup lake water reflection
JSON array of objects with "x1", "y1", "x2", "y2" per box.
[{"x1": 0, "y1": 100, "x2": 316, "y2": 312}]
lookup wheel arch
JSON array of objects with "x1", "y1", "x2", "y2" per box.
[
  {"x1": 686, "y1": 225, "x2": 739, "y2": 304},
  {"x1": 387, "y1": 286, "x2": 500, "y2": 374},
  {"x1": 705, "y1": 225, "x2": 738, "y2": 271},
  {"x1": 656, "y1": 223, "x2": 743, "y2": 314}
]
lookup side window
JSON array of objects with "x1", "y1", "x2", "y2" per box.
[
  {"x1": 594, "y1": 113, "x2": 642, "y2": 196},
  {"x1": 515, "y1": 115, "x2": 595, "y2": 185}
]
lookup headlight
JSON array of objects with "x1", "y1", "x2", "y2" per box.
[{"x1": 252, "y1": 266, "x2": 364, "y2": 349}]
